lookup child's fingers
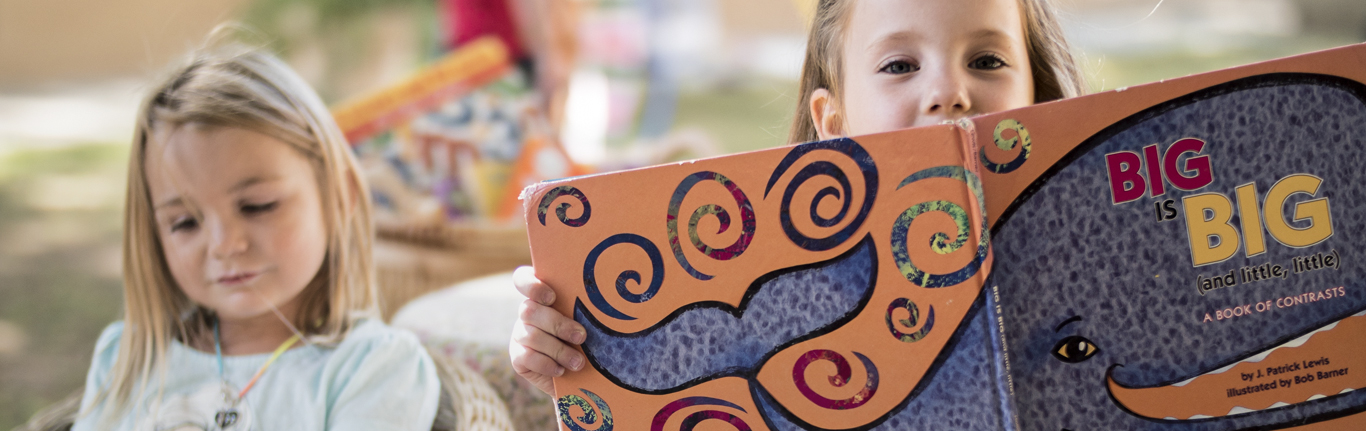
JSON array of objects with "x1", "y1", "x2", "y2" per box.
[
  {"x1": 515, "y1": 301, "x2": 586, "y2": 369},
  {"x1": 512, "y1": 265, "x2": 556, "y2": 306},
  {"x1": 510, "y1": 323, "x2": 573, "y2": 374},
  {"x1": 518, "y1": 298, "x2": 586, "y2": 345},
  {"x1": 509, "y1": 339, "x2": 560, "y2": 396},
  {"x1": 509, "y1": 325, "x2": 583, "y2": 398}
]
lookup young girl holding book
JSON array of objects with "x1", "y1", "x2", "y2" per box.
[
  {"x1": 509, "y1": 0, "x2": 1086, "y2": 395},
  {"x1": 72, "y1": 43, "x2": 440, "y2": 430}
]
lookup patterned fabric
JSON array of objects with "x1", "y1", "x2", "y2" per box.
[{"x1": 416, "y1": 332, "x2": 557, "y2": 431}]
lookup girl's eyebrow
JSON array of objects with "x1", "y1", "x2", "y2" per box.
[
  {"x1": 867, "y1": 31, "x2": 924, "y2": 51},
  {"x1": 966, "y1": 29, "x2": 1016, "y2": 47},
  {"x1": 155, "y1": 197, "x2": 184, "y2": 210},
  {"x1": 154, "y1": 176, "x2": 280, "y2": 209},
  {"x1": 228, "y1": 175, "x2": 282, "y2": 193},
  {"x1": 969, "y1": 28, "x2": 1011, "y2": 40},
  {"x1": 867, "y1": 28, "x2": 1014, "y2": 53}
]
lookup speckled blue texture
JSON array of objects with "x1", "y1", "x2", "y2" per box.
[
  {"x1": 576, "y1": 236, "x2": 876, "y2": 393},
  {"x1": 753, "y1": 298, "x2": 1010, "y2": 430},
  {"x1": 993, "y1": 75, "x2": 1366, "y2": 430}
]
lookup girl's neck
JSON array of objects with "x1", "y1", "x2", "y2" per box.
[
  {"x1": 217, "y1": 313, "x2": 299, "y2": 356},
  {"x1": 199, "y1": 297, "x2": 306, "y2": 356}
]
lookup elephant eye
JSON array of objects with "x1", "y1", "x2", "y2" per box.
[{"x1": 1052, "y1": 335, "x2": 1100, "y2": 363}]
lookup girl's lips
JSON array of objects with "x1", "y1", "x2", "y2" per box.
[{"x1": 216, "y1": 271, "x2": 260, "y2": 286}]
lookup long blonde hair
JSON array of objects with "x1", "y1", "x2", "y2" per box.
[
  {"x1": 789, "y1": 0, "x2": 1087, "y2": 144},
  {"x1": 96, "y1": 41, "x2": 377, "y2": 417}
]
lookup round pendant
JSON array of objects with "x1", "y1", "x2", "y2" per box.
[
  {"x1": 215, "y1": 407, "x2": 244, "y2": 429},
  {"x1": 213, "y1": 391, "x2": 253, "y2": 431},
  {"x1": 145, "y1": 383, "x2": 253, "y2": 430}
]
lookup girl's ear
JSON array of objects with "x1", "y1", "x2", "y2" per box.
[{"x1": 809, "y1": 88, "x2": 844, "y2": 140}]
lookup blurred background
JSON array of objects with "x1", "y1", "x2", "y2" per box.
[{"x1": 1, "y1": 0, "x2": 1364, "y2": 427}]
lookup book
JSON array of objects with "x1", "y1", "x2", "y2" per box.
[{"x1": 522, "y1": 43, "x2": 1366, "y2": 430}]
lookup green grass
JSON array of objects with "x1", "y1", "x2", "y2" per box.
[
  {"x1": 1080, "y1": 35, "x2": 1363, "y2": 93},
  {"x1": 673, "y1": 80, "x2": 801, "y2": 154},
  {"x1": 0, "y1": 144, "x2": 127, "y2": 430}
]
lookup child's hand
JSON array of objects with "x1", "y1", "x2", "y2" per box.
[{"x1": 509, "y1": 265, "x2": 587, "y2": 396}]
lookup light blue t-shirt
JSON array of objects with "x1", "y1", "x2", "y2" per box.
[{"x1": 72, "y1": 319, "x2": 439, "y2": 431}]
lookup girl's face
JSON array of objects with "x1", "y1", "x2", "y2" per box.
[
  {"x1": 146, "y1": 125, "x2": 328, "y2": 324},
  {"x1": 814, "y1": 0, "x2": 1035, "y2": 138}
]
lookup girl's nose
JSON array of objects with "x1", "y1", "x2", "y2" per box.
[
  {"x1": 210, "y1": 218, "x2": 249, "y2": 258},
  {"x1": 922, "y1": 68, "x2": 972, "y2": 116}
]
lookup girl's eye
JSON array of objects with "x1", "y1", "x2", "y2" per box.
[
  {"x1": 969, "y1": 55, "x2": 1007, "y2": 70},
  {"x1": 241, "y1": 201, "x2": 278, "y2": 215},
  {"x1": 170, "y1": 217, "x2": 199, "y2": 233},
  {"x1": 879, "y1": 60, "x2": 918, "y2": 75},
  {"x1": 1052, "y1": 335, "x2": 1100, "y2": 363}
]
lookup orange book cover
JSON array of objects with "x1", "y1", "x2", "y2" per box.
[{"x1": 524, "y1": 43, "x2": 1366, "y2": 430}]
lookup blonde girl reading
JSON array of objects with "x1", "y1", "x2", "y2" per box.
[
  {"x1": 73, "y1": 43, "x2": 439, "y2": 430},
  {"x1": 508, "y1": 0, "x2": 1087, "y2": 396}
]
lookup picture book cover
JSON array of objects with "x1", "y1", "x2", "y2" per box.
[
  {"x1": 976, "y1": 43, "x2": 1366, "y2": 430},
  {"x1": 523, "y1": 123, "x2": 999, "y2": 430},
  {"x1": 523, "y1": 43, "x2": 1366, "y2": 430}
]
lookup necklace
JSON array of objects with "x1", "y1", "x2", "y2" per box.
[{"x1": 212, "y1": 320, "x2": 300, "y2": 429}]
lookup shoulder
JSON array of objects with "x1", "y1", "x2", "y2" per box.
[
  {"x1": 334, "y1": 319, "x2": 426, "y2": 358},
  {"x1": 95, "y1": 321, "x2": 125, "y2": 351},
  {"x1": 322, "y1": 319, "x2": 434, "y2": 379},
  {"x1": 73, "y1": 322, "x2": 127, "y2": 430},
  {"x1": 319, "y1": 320, "x2": 441, "y2": 429},
  {"x1": 88, "y1": 321, "x2": 126, "y2": 374}
]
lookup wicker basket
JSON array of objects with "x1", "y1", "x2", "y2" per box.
[
  {"x1": 380, "y1": 224, "x2": 557, "y2": 431},
  {"x1": 428, "y1": 345, "x2": 517, "y2": 431},
  {"x1": 374, "y1": 222, "x2": 532, "y2": 321}
]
